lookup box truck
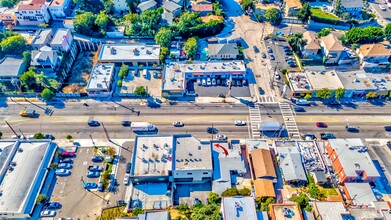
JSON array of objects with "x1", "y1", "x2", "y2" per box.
[{"x1": 130, "y1": 122, "x2": 156, "y2": 131}]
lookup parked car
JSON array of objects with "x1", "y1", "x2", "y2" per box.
[
  {"x1": 253, "y1": 46, "x2": 259, "y2": 53},
  {"x1": 55, "y1": 169, "x2": 70, "y2": 176},
  {"x1": 126, "y1": 162, "x2": 132, "y2": 174},
  {"x1": 88, "y1": 166, "x2": 104, "y2": 172},
  {"x1": 274, "y1": 72, "x2": 280, "y2": 80},
  {"x1": 86, "y1": 171, "x2": 100, "y2": 178},
  {"x1": 121, "y1": 121, "x2": 131, "y2": 127},
  {"x1": 216, "y1": 79, "x2": 221, "y2": 85},
  {"x1": 123, "y1": 174, "x2": 130, "y2": 185},
  {"x1": 58, "y1": 163, "x2": 72, "y2": 169},
  {"x1": 212, "y1": 78, "x2": 216, "y2": 86},
  {"x1": 294, "y1": 107, "x2": 306, "y2": 112},
  {"x1": 27, "y1": 134, "x2": 35, "y2": 139},
  {"x1": 41, "y1": 210, "x2": 56, "y2": 217},
  {"x1": 44, "y1": 202, "x2": 61, "y2": 210},
  {"x1": 98, "y1": 179, "x2": 104, "y2": 191},
  {"x1": 316, "y1": 122, "x2": 327, "y2": 128},
  {"x1": 202, "y1": 78, "x2": 206, "y2": 86},
  {"x1": 91, "y1": 156, "x2": 104, "y2": 162},
  {"x1": 207, "y1": 78, "x2": 211, "y2": 86},
  {"x1": 380, "y1": 5, "x2": 386, "y2": 10},
  {"x1": 88, "y1": 120, "x2": 100, "y2": 127},
  {"x1": 83, "y1": 182, "x2": 98, "y2": 189},
  {"x1": 242, "y1": 79, "x2": 248, "y2": 86},
  {"x1": 270, "y1": 55, "x2": 275, "y2": 60},
  {"x1": 262, "y1": 52, "x2": 267, "y2": 58},
  {"x1": 59, "y1": 158, "x2": 73, "y2": 163},
  {"x1": 302, "y1": 133, "x2": 316, "y2": 140},
  {"x1": 206, "y1": 127, "x2": 218, "y2": 134},
  {"x1": 197, "y1": 78, "x2": 201, "y2": 86},
  {"x1": 173, "y1": 121, "x2": 184, "y2": 127},
  {"x1": 61, "y1": 152, "x2": 75, "y2": 157},
  {"x1": 267, "y1": 46, "x2": 273, "y2": 53},
  {"x1": 285, "y1": 51, "x2": 293, "y2": 55},
  {"x1": 234, "y1": 120, "x2": 246, "y2": 126},
  {"x1": 216, "y1": 134, "x2": 227, "y2": 140}
]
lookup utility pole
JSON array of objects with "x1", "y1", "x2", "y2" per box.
[
  {"x1": 18, "y1": 128, "x2": 26, "y2": 139},
  {"x1": 4, "y1": 121, "x2": 18, "y2": 137},
  {"x1": 101, "y1": 122, "x2": 110, "y2": 141},
  {"x1": 89, "y1": 134, "x2": 96, "y2": 148},
  {"x1": 211, "y1": 123, "x2": 214, "y2": 141}
]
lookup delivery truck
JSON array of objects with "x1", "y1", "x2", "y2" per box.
[{"x1": 130, "y1": 122, "x2": 156, "y2": 132}]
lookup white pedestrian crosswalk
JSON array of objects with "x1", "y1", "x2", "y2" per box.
[
  {"x1": 259, "y1": 96, "x2": 278, "y2": 103},
  {"x1": 248, "y1": 103, "x2": 262, "y2": 139},
  {"x1": 279, "y1": 102, "x2": 300, "y2": 139}
]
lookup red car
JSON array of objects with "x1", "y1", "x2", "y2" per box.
[
  {"x1": 61, "y1": 152, "x2": 75, "y2": 157},
  {"x1": 316, "y1": 122, "x2": 327, "y2": 128}
]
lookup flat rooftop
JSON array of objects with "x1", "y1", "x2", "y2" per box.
[
  {"x1": 365, "y1": 73, "x2": 391, "y2": 92},
  {"x1": 98, "y1": 44, "x2": 160, "y2": 62},
  {"x1": 163, "y1": 61, "x2": 246, "y2": 91},
  {"x1": 31, "y1": 29, "x2": 52, "y2": 46},
  {"x1": 344, "y1": 183, "x2": 376, "y2": 206},
  {"x1": 271, "y1": 204, "x2": 302, "y2": 220},
  {"x1": 337, "y1": 71, "x2": 376, "y2": 91},
  {"x1": 305, "y1": 70, "x2": 344, "y2": 90},
  {"x1": 314, "y1": 202, "x2": 348, "y2": 220},
  {"x1": 173, "y1": 135, "x2": 212, "y2": 171},
  {"x1": 131, "y1": 183, "x2": 171, "y2": 210},
  {"x1": 245, "y1": 140, "x2": 269, "y2": 152},
  {"x1": 132, "y1": 136, "x2": 173, "y2": 177},
  {"x1": 221, "y1": 197, "x2": 257, "y2": 220},
  {"x1": 87, "y1": 63, "x2": 115, "y2": 91},
  {"x1": 51, "y1": 29, "x2": 70, "y2": 46},
  {"x1": 0, "y1": 56, "x2": 25, "y2": 77},
  {"x1": 276, "y1": 144, "x2": 307, "y2": 183},
  {"x1": 0, "y1": 140, "x2": 56, "y2": 215},
  {"x1": 287, "y1": 72, "x2": 312, "y2": 92}
]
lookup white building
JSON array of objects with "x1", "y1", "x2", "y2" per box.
[
  {"x1": 48, "y1": 0, "x2": 72, "y2": 20},
  {"x1": 15, "y1": 0, "x2": 51, "y2": 26},
  {"x1": 86, "y1": 63, "x2": 116, "y2": 97},
  {"x1": 221, "y1": 197, "x2": 258, "y2": 220},
  {"x1": 50, "y1": 28, "x2": 73, "y2": 52}
]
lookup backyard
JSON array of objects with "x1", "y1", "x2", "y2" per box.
[{"x1": 310, "y1": 7, "x2": 342, "y2": 22}]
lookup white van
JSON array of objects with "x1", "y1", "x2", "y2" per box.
[{"x1": 143, "y1": 69, "x2": 148, "y2": 78}]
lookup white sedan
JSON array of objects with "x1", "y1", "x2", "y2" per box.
[
  {"x1": 123, "y1": 174, "x2": 130, "y2": 185},
  {"x1": 234, "y1": 120, "x2": 246, "y2": 126},
  {"x1": 216, "y1": 134, "x2": 228, "y2": 140},
  {"x1": 41, "y1": 210, "x2": 56, "y2": 217},
  {"x1": 172, "y1": 122, "x2": 184, "y2": 127}
]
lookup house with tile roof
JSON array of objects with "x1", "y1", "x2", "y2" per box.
[
  {"x1": 357, "y1": 44, "x2": 391, "y2": 68},
  {"x1": 15, "y1": 0, "x2": 51, "y2": 26},
  {"x1": 191, "y1": 4, "x2": 213, "y2": 16},
  {"x1": 0, "y1": 8, "x2": 16, "y2": 26},
  {"x1": 48, "y1": 0, "x2": 72, "y2": 20},
  {"x1": 302, "y1": 31, "x2": 321, "y2": 59},
  {"x1": 320, "y1": 34, "x2": 344, "y2": 65},
  {"x1": 284, "y1": 0, "x2": 302, "y2": 17}
]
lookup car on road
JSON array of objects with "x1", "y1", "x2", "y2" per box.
[
  {"x1": 55, "y1": 169, "x2": 70, "y2": 176},
  {"x1": 86, "y1": 171, "x2": 100, "y2": 178},
  {"x1": 88, "y1": 165, "x2": 104, "y2": 172},
  {"x1": 121, "y1": 121, "x2": 131, "y2": 127},
  {"x1": 19, "y1": 109, "x2": 35, "y2": 117},
  {"x1": 91, "y1": 156, "x2": 104, "y2": 162},
  {"x1": 61, "y1": 152, "x2": 75, "y2": 157},
  {"x1": 242, "y1": 79, "x2": 248, "y2": 86},
  {"x1": 58, "y1": 163, "x2": 72, "y2": 169},
  {"x1": 126, "y1": 162, "x2": 132, "y2": 174},
  {"x1": 59, "y1": 158, "x2": 73, "y2": 163},
  {"x1": 316, "y1": 122, "x2": 327, "y2": 128},
  {"x1": 44, "y1": 202, "x2": 61, "y2": 210},
  {"x1": 173, "y1": 121, "x2": 184, "y2": 127},
  {"x1": 320, "y1": 133, "x2": 336, "y2": 140},
  {"x1": 270, "y1": 54, "x2": 275, "y2": 60},
  {"x1": 267, "y1": 46, "x2": 273, "y2": 53},
  {"x1": 27, "y1": 134, "x2": 35, "y2": 139},
  {"x1": 41, "y1": 210, "x2": 56, "y2": 217},
  {"x1": 274, "y1": 72, "x2": 280, "y2": 80},
  {"x1": 234, "y1": 120, "x2": 246, "y2": 126},
  {"x1": 294, "y1": 107, "x2": 305, "y2": 112},
  {"x1": 346, "y1": 125, "x2": 359, "y2": 132},
  {"x1": 380, "y1": 5, "x2": 386, "y2": 10},
  {"x1": 83, "y1": 182, "x2": 98, "y2": 189},
  {"x1": 206, "y1": 127, "x2": 218, "y2": 134},
  {"x1": 261, "y1": 52, "x2": 266, "y2": 58},
  {"x1": 385, "y1": 126, "x2": 391, "y2": 132},
  {"x1": 253, "y1": 46, "x2": 259, "y2": 53},
  {"x1": 123, "y1": 174, "x2": 130, "y2": 185},
  {"x1": 216, "y1": 134, "x2": 227, "y2": 140},
  {"x1": 88, "y1": 120, "x2": 100, "y2": 127},
  {"x1": 44, "y1": 134, "x2": 55, "y2": 140}
]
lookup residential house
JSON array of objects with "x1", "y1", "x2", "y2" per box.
[
  {"x1": 284, "y1": 0, "x2": 302, "y2": 17},
  {"x1": 208, "y1": 43, "x2": 239, "y2": 60},
  {"x1": 275, "y1": 142, "x2": 307, "y2": 186},
  {"x1": 333, "y1": 0, "x2": 363, "y2": 16},
  {"x1": 137, "y1": 0, "x2": 157, "y2": 13},
  {"x1": 254, "y1": 179, "x2": 275, "y2": 199},
  {"x1": 162, "y1": 0, "x2": 182, "y2": 25},
  {"x1": 0, "y1": 8, "x2": 16, "y2": 26},
  {"x1": 357, "y1": 43, "x2": 391, "y2": 68},
  {"x1": 254, "y1": 3, "x2": 279, "y2": 20},
  {"x1": 31, "y1": 45, "x2": 60, "y2": 75},
  {"x1": 191, "y1": 4, "x2": 213, "y2": 16},
  {"x1": 248, "y1": 148, "x2": 276, "y2": 181},
  {"x1": 50, "y1": 28, "x2": 73, "y2": 52},
  {"x1": 30, "y1": 29, "x2": 53, "y2": 50},
  {"x1": 311, "y1": 171, "x2": 328, "y2": 186},
  {"x1": 191, "y1": 0, "x2": 211, "y2": 5},
  {"x1": 63, "y1": 19, "x2": 73, "y2": 30},
  {"x1": 86, "y1": 63, "x2": 115, "y2": 97},
  {"x1": 270, "y1": 204, "x2": 303, "y2": 220},
  {"x1": 313, "y1": 202, "x2": 350, "y2": 219},
  {"x1": 343, "y1": 183, "x2": 377, "y2": 206},
  {"x1": 302, "y1": 31, "x2": 321, "y2": 59},
  {"x1": 15, "y1": 0, "x2": 51, "y2": 26},
  {"x1": 0, "y1": 56, "x2": 26, "y2": 81},
  {"x1": 320, "y1": 34, "x2": 344, "y2": 65},
  {"x1": 325, "y1": 139, "x2": 380, "y2": 184},
  {"x1": 221, "y1": 197, "x2": 258, "y2": 220},
  {"x1": 48, "y1": 0, "x2": 72, "y2": 20}
]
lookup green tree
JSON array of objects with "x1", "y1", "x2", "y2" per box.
[
  {"x1": 384, "y1": 23, "x2": 391, "y2": 41},
  {"x1": 317, "y1": 28, "x2": 331, "y2": 38},
  {"x1": 48, "y1": 78, "x2": 59, "y2": 90},
  {"x1": 118, "y1": 64, "x2": 129, "y2": 79},
  {"x1": 20, "y1": 68, "x2": 38, "y2": 90},
  {"x1": 264, "y1": 8, "x2": 281, "y2": 25},
  {"x1": 334, "y1": 0, "x2": 343, "y2": 16},
  {"x1": 162, "y1": 92, "x2": 170, "y2": 99},
  {"x1": 316, "y1": 88, "x2": 331, "y2": 100},
  {"x1": 297, "y1": 2, "x2": 311, "y2": 22},
  {"x1": 36, "y1": 194, "x2": 47, "y2": 204},
  {"x1": 34, "y1": 133, "x2": 45, "y2": 139},
  {"x1": 256, "y1": 197, "x2": 275, "y2": 211},
  {"x1": 66, "y1": 134, "x2": 73, "y2": 140},
  {"x1": 154, "y1": 28, "x2": 173, "y2": 48},
  {"x1": 117, "y1": 80, "x2": 123, "y2": 87},
  {"x1": 345, "y1": 27, "x2": 384, "y2": 44},
  {"x1": 191, "y1": 203, "x2": 221, "y2": 220},
  {"x1": 50, "y1": 163, "x2": 58, "y2": 170},
  {"x1": 241, "y1": 0, "x2": 253, "y2": 10},
  {"x1": 208, "y1": 192, "x2": 220, "y2": 204},
  {"x1": 171, "y1": 12, "x2": 201, "y2": 37},
  {"x1": 213, "y1": 1, "x2": 224, "y2": 16},
  {"x1": 288, "y1": 33, "x2": 306, "y2": 55},
  {"x1": 366, "y1": 91, "x2": 377, "y2": 99},
  {"x1": 102, "y1": 0, "x2": 114, "y2": 13},
  {"x1": 183, "y1": 37, "x2": 197, "y2": 60},
  {"x1": 238, "y1": 187, "x2": 251, "y2": 196},
  {"x1": 41, "y1": 88, "x2": 55, "y2": 100},
  {"x1": 95, "y1": 10, "x2": 109, "y2": 35},
  {"x1": 128, "y1": 8, "x2": 163, "y2": 36},
  {"x1": 178, "y1": 203, "x2": 190, "y2": 212},
  {"x1": 160, "y1": 47, "x2": 170, "y2": 64},
  {"x1": 304, "y1": 93, "x2": 312, "y2": 100},
  {"x1": 334, "y1": 88, "x2": 345, "y2": 100},
  {"x1": 22, "y1": 51, "x2": 31, "y2": 64},
  {"x1": 132, "y1": 207, "x2": 144, "y2": 216},
  {"x1": 126, "y1": 0, "x2": 140, "y2": 13},
  {"x1": 0, "y1": 35, "x2": 26, "y2": 54},
  {"x1": 0, "y1": 0, "x2": 19, "y2": 7},
  {"x1": 289, "y1": 193, "x2": 311, "y2": 210},
  {"x1": 281, "y1": 69, "x2": 287, "y2": 75},
  {"x1": 74, "y1": 12, "x2": 97, "y2": 36},
  {"x1": 134, "y1": 86, "x2": 147, "y2": 96}
]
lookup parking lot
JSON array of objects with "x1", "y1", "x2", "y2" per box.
[
  {"x1": 119, "y1": 69, "x2": 162, "y2": 97},
  {"x1": 191, "y1": 79, "x2": 251, "y2": 97},
  {"x1": 265, "y1": 40, "x2": 300, "y2": 72}
]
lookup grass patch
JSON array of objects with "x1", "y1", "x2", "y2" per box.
[
  {"x1": 100, "y1": 206, "x2": 130, "y2": 220},
  {"x1": 310, "y1": 8, "x2": 341, "y2": 21},
  {"x1": 319, "y1": 187, "x2": 338, "y2": 196}
]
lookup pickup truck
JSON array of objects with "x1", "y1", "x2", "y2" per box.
[
  {"x1": 88, "y1": 165, "x2": 103, "y2": 172},
  {"x1": 320, "y1": 133, "x2": 335, "y2": 140},
  {"x1": 19, "y1": 109, "x2": 35, "y2": 117}
]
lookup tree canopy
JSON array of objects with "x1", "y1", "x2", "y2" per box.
[
  {"x1": 134, "y1": 86, "x2": 147, "y2": 96},
  {"x1": 74, "y1": 12, "x2": 97, "y2": 36},
  {"x1": 316, "y1": 88, "x2": 331, "y2": 100},
  {"x1": 297, "y1": 2, "x2": 311, "y2": 22},
  {"x1": 127, "y1": 8, "x2": 163, "y2": 36},
  {"x1": 41, "y1": 88, "x2": 55, "y2": 100},
  {"x1": 264, "y1": 8, "x2": 281, "y2": 25},
  {"x1": 0, "y1": 0, "x2": 19, "y2": 8},
  {"x1": 95, "y1": 10, "x2": 110, "y2": 35},
  {"x1": 344, "y1": 27, "x2": 384, "y2": 44},
  {"x1": 317, "y1": 28, "x2": 331, "y2": 38},
  {"x1": 384, "y1": 23, "x2": 391, "y2": 41},
  {"x1": 171, "y1": 12, "x2": 201, "y2": 37},
  {"x1": 0, "y1": 35, "x2": 26, "y2": 54},
  {"x1": 241, "y1": 0, "x2": 253, "y2": 10},
  {"x1": 288, "y1": 33, "x2": 306, "y2": 55},
  {"x1": 289, "y1": 193, "x2": 312, "y2": 211},
  {"x1": 160, "y1": 47, "x2": 170, "y2": 64},
  {"x1": 20, "y1": 68, "x2": 38, "y2": 90},
  {"x1": 183, "y1": 37, "x2": 197, "y2": 60},
  {"x1": 334, "y1": 88, "x2": 345, "y2": 100},
  {"x1": 155, "y1": 28, "x2": 173, "y2": 48}
]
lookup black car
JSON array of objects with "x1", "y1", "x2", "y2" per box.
[
  {"x1": 121, "y1": 121, "x2": 131, "y2": 126},
  {"x1": 294, "y1": 107, "x2": 305, "y2": 112},
  {"x1": 206, "y1": 127, "x2": 218, "y2": 134},
  {"x1": 88, "y1": 120, "x2": 100, "y2": 127},
  {"x1": 253, "y1": 46, "x2": 259, "y2": 53},
  {"x1": 261, "y1": 53, "x2": 267, "y2": 58},
  {"x1": 44, "y1": 134, "x2": 55, "y2": 140},
  {"x1": 126, "y1": 162, "x2": 132, "y2": 174},
  {"x1": 91, "y1": 156, "x2": 104, "y2": 162}
]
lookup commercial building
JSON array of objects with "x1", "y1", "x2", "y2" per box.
[
  {"x1": 48, "y1": 0, "x2": 72, "y2": 20},
  {"x1": 98, "y1": 44, "x2": 160, "y2": 67},
  {"x1": 50, "y1": 28, "x2": 73, "y2": 52},
  {"x1": 220, "y1": 197, "x2": 258, "y2": 220},
  {"x1": 343, "y1": 183, "x2": 376, "y2": 206},
  {"x1": 287, "y1": 72, "x2": 313, "y2": 97},
  {"x1": 336, "y1": 71, "x2": 376, "y2": 99},
  {"x1": 314, "y1": 201, "x2": 391, "y2": 219},
  {"x1": 135, "y1": 211, "x2": 170, "y2": 220},
  {"x1": 208, "y1": 43, "x2": 239, "y2": 60},
  {"x1": 0, "y1": 56, "x2": 26, "y2": 81},
  {"x1": 86, "y1": 63, "x2": 116, "y2": 97},
  {"x1": 30, "y1": 29, "x2": 53, "y2": 50},
  {"x1": 270, "y1": 204, "x2": 303, "y2": 220},
  {"x1": 15, "y1": 0, "x2": 51, "y2": 26},
  {"x1": 0, "y1": 140, "x2": 57, "y2": 218},
  {"x1": 326, "y1": 139, "x2": 380, "y2": 184},
  {"x1": 357, "y1": 44, "x2": 391, "y2": 68},
  {"x1": 163, "y1": 61, "x2": 246, "y2": 97}
]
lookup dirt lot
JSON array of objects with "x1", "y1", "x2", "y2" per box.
[{"x1": 62, "y1": 51, "x2": 96, "y2": 93}]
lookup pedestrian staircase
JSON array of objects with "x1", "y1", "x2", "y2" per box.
[
  {"x1": 248, "y1": 102, "x2": 262, "y2": 139},
  {"x1": 279, "y1": 102, "x2": 300, "y2": 139}
]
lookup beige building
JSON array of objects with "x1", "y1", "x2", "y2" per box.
[
  {"x1": 320, "y1": 34, "x2": 344, "y2": 65},
  {"x1": 357, "y1": 44, "x2": 391, "y2": 68},
  {"x1": 284, "y1": 0, "x2": 302, "y2": 17},
  {"x1": 302, "y1": 31, "x2": 320, "y2": 58},
  {"x1": 208, "y1": 43, "x2": 239, "y2": 60}
]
